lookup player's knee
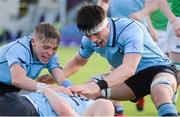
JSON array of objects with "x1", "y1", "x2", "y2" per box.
[
  {"x1": 150, "y1": 76, "x2": 177, "y2": 102},
  {"x1": 151, "y1": 75, "x2": 176, "y2": 92},
  {"x1": 151, "y1": 78, "x2": 172, "y2": 89}
]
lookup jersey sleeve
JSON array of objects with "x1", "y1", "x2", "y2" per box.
[
  {"x1": 120, "y1": 21, "x2": 144, "y2": 54},
  {"x1": 79, "y1": 36, "x2": 95, "y2": 58},
  {"x1": 47, "y1": 54, "x2": 61, "y2": 71},
  {"x1": 5, "y1": 44, "x2": 29, "y2": 70}
]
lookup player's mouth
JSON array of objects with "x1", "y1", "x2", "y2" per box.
[
  {"x1": 96, "y1": 40, "x2": 105, "y2": 48},
  {"x1": 41, "y1": 55, "x2": 50, "y2": 63}
]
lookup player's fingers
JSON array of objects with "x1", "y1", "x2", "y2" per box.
[
  {"x1": 66, "y1": 88, "x2": 73, "y2": 96},
  {"x1": 69, "y1": 85, "x2": 83, "y2": 93},
  {"x1": 55, "y1": 86, "x2": 68, "y2": 94},
  {"x1": 59, "y1": 86, "x2": 74, "y2": 95}
]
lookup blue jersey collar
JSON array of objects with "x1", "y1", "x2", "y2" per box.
[{"x1": 106, "y1": 18, "x2": 116, "y2": 47}]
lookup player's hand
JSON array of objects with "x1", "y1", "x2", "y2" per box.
[
  {"x1": 130, "y1": 11, "x2": 144, "y2": 21},
  {"x1": 70, "y1": 83, "x2": 101, "y2": 99},
  {"x1": 36, "y1": 74, "x2": 55, "y2": 84},
  {"x1": 50, "y1": 85, "x2": 73, "y2": 96}
]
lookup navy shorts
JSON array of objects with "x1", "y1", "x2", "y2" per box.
[
  {"x1": 0, "y1": 82, "x2": 21, "y2": 96},
  {"x1": 124, "y1": 65, "x2": 177, "y2": 102},
  {"x1": 0, "y1": 92, "x2": 39, "y2": 116}
]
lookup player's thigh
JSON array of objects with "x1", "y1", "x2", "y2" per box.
[{"x1": 110, "y1": 82, "x2": 135, "y2": 101}]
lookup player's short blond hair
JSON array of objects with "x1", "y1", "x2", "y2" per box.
[{"x1": 33, "y1": 22, "x2": 60, "y2": 45}]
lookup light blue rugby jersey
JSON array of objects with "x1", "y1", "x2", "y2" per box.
[
  {"x1": 26, "y1": 92, "x2": 94, "y2": 116},
  {"x1": 0, "y1": 36, "x2": 60, "y2": 85},
  {"x1": 109, "y1": 0, "x2": 145, "y2": 17},
  {"x1": 79, "y1": 18, "x2": 171, "y2": 73},
  {"x1": 108, "y1": 0, "x2": 147, "y2": 26}
]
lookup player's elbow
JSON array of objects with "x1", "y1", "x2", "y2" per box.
[
  {"x1": 11, "y1": 76, "x2": 23, "y2": 86},
  {"x1": 127, "y1": 67, "x2": 136, "y2": 77}
]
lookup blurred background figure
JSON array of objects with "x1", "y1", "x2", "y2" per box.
[{"x1": 0, "y1": 0, "x2": 83, "y2": 46}]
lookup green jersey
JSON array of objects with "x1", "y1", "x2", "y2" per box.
[{"x1": 171, "y1": 0, "x2": 180, "y2": 17}]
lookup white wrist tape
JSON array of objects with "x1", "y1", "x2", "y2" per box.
[
  {"x1": 36, "y1": 82, "x2": 48, "y2": 92},
  {"x1": 83, "y1": 18, "x2": 109, "y2": 35},
  {"x1": 101, "y1": 88, "x2": 111, "y2": 98}
]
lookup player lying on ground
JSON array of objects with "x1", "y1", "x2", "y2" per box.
[{"x1": 0, "y1": 86, "x2": 114, "y2": 116}]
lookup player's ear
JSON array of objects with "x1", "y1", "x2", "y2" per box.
[{"x1": 31, "y1": 38, "x2": 36, "y2": 45}]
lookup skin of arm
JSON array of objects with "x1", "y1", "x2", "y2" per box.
[
  {"x1": 10, "y1": 64, "x2": 38, "y2": 91},
  {"x1": 131, "y1": 0, "x2": 176, "y2": 23},
  {"x1": 62, "y1": 54, "x2": 88, "y2": 78},
  {"x1": 97, "y1": 0, "x2": 110, "y2": 14},
  {"x1": 36, "y1": 74, "x2": 55, "y2": 84},
  {"x1": 70, "y1": 54, "x2": 142, "y2": 97},
  {"x1": 131, "y1": 0, "x2": 180, "y2": 37},
  {"x1": 146, "y1": 16, "x2": 158, "y2": 41},
  {"x1": 11, "y1": 64, "x2": 68, "y2": 91},
  {"x1": 130, "y1": 0, "x2": 158, "y2": 20},
  {"x1": 144, "y1": 0, "x2": 158, "y2": 41},
  {"x1": 104, "y1": 54, "x2": 142, "y2": 87},
  {"x1": 155, "y1": 0, "x2": 176, "y2": 23},
  {"x1": 36, "y1": 54, "x2": 88, "y2": 84},
  {"x1": 155, "y1": 0, "x2": 180, "y2": 37},
  {"x1": 42, "y1": 87, "x2": 78, "y2": 116},
  {"x1": 50, "y1": 67, "x2": 66, "y2": 85}
]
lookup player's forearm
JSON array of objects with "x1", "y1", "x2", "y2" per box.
[
  {"x1": 50, "y1": 67, "x2": 66, "y2": 85},
  {"x1": 43, "y1": 88, "x2": 78, "y2": 116},
  {"x1": 142, "y1": 0, "x2": 158, "y2": 17},
  {"x1": 97, "y1": 0, "x2": 109, "y2": 14},
  {"x1": 105, "y1": 64, "x2": 135, "y2": 87},
  {"x1": 104, "y1": 54, "x2": 141, "y2": 88},
  {"x1": 12, "y1": 76, "x2": 38, "y2": 91},
  {"x1": 10, "y1": 64, "x2": 41, "y2": 91},
  {"x1": 62, "y1": 63, "x2": 81, "y2": 77},
  {"x1": 155, "y1": 0, "x2": 176, "y2": 23},
  {"x1": 63, "y1": 56, "x2": 87, "y2": 77},
  {"x1": 147, "y1": 16, "x2": 154, "y2": 30},
  {"x1": 130, "y1": 0, "x2": 158, "y2": 21}
]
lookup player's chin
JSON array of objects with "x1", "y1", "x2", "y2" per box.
[{"x1": 40, "y1": 57, "x2": 49, "y2": 64}]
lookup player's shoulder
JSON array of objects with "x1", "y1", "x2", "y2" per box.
[
  {"x1": 81, "y1": 36, "x2": 96, "y2": 47},
  {"x1": 5, "y1": 36, "x2": 32, "y2": 56}
]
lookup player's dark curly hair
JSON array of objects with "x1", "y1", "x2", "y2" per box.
[{"x1": 76, "y1": 4, "x2": 106, "y2": 32}]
